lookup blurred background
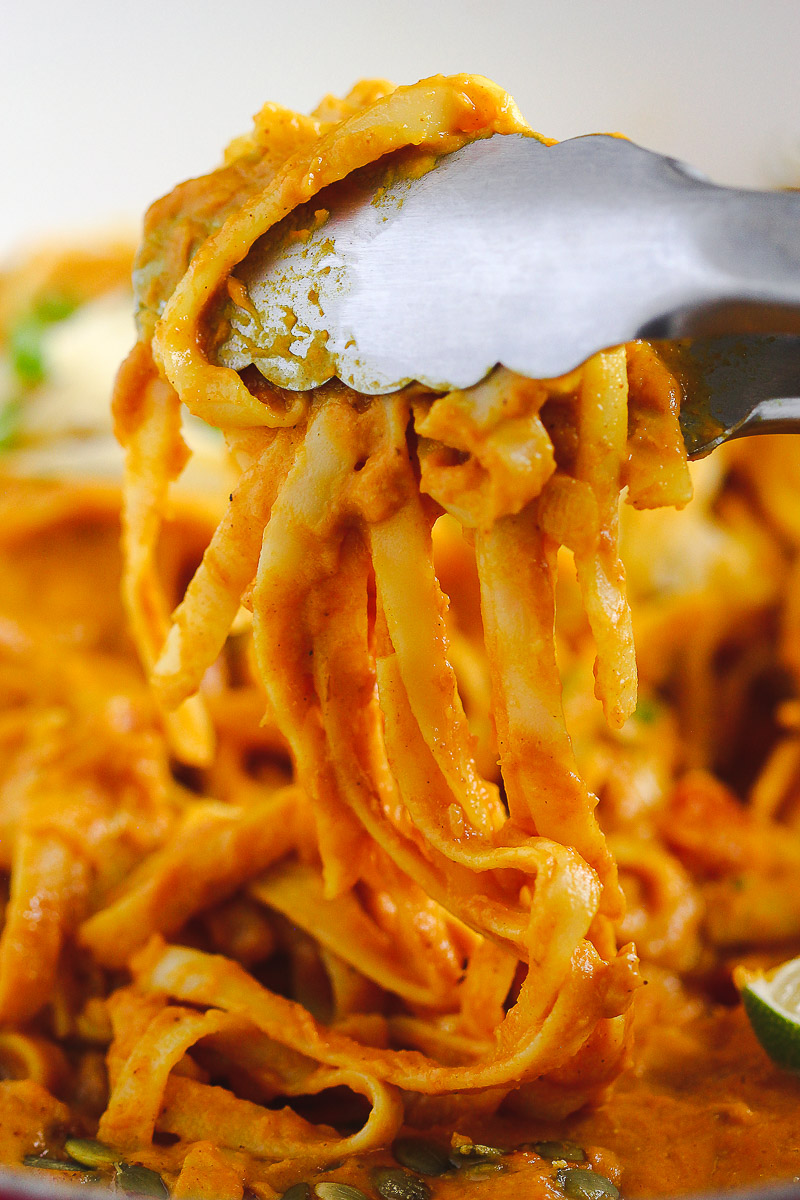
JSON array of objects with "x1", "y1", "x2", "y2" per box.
[{"x1": 1, "y1": 0, "x2": 799, "y2": 259}]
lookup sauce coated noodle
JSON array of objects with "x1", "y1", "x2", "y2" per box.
[{"x1": 1, "y1": 75, "x2": 799, "y2": 1200}]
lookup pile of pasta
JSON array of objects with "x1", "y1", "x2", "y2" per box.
[{"x1": 2, "y1": 75, "x2": 800, "y2": 1199}]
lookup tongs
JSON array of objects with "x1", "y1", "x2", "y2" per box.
[{"x1": 217, "y1": 133, "x2": 800, "y2": 456}]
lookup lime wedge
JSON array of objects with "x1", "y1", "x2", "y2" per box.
[{"x1": 739, "y1": 957, "x2": 800, "y2": 1072}]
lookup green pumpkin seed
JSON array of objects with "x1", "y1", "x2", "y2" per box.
[
  {"x1": 459, "y1": 1162, "x2": 506, "y2": 1180},
  {"x1": 281, "y1": 1187, "x2": 311, "y2": 1200},
  {"x1": 556, "y1": 1167, "x2": 620, "y2": 1200},
  {"x1": 115, "y1": 1162, "x2": 169, "y2": 1197},
  {"x1": 392, "y1": 1137, "x2": 451, "y2": 1177},
  {"x1": 449, "y1": 1142, "x2": 506, "y2": 1168},
  {"x1": 532, "y1": 1141, "x2": 587, "y2": 1163},
  {"x1": 65, "y1": 1138, "x2": 122, "y2": 1168},
  {"x1": 370, "y1": 1166, "x2": 431, "y2": 1200},
  {"x1": 314, "y1": 1186, "x2": 368, "y2": 1200},
  {"x1": 23, "y1": 1156, "x2": 83, "y2": 1172}
]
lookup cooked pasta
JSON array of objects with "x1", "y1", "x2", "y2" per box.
[{"x1": 2, "y1": 74, "x2": 800, "y2": 1200}]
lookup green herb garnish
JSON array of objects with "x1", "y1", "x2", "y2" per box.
[
  {"x1": 8, "y1": 291, "x2": 77, "y2": 388},
  {"x1": 634, "y1": 695, "x2": 660, "y2": 725},
  {"x1": 0, "y1": 399, "x2": 23, "y2": 450}
]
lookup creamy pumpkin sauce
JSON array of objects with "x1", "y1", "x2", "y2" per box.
[
  {"x1": 548, "y1": 978, "x2": 800, "y2": 1195},
  {"x1": 274, "y1": 979, "x2": 800, "y2": 1197}
]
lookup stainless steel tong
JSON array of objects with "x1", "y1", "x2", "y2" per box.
[{"x1": 216, "y1": 132, "x2": 800, "y2": 456}]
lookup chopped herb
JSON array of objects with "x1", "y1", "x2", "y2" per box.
[
  {"x1": 33, "y1": 294, "x2": 77, "y2": 324},
  {"x1": 634, "y1": 696, "x2": 659, "y2": 725},
  {"x1": 0, "y1": 398, "x2": 23, "y2": 450},
  {"x1": 370, "y1": 1166, "x2": 431, "y2": 1200},
  {"x1": 8, "y1": 291, "x2": 77, "y2": 389},
  {"x1": 114, "y1": 1162, "x2": 169, "y2": 1197},
  {"x1": 9, "y1": 316, "x2": 47, "y2": 387},
  {"x1": 556, "y1": 1167, "x2": 620, "y2": 1199},
  {"x1": 392, "y1": 1137, "x2": 451, "y2": 1176}
]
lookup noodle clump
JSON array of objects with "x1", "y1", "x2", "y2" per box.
[
  {"x1": 3, "y1": 74, "x2": 800, "y2": 1200},
  {"x1": 115, "y1": 74, "x2": 686, "y2": 1150}
]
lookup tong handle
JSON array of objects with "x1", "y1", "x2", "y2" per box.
[{"x1": 668, "y1": 335, "x2": 800, "y2": 456}]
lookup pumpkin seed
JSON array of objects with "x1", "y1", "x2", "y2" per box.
[
  {"x1": 314, "y1": 1186, "x2": 368, "y2": 1200},
  {"x1": 392, "y1": 1137, "x2": 451, "y2": 1177},
  {"x1": 532, "y1": 1141, "x2": 587, "y2": 1163},
  {"x1": 449, "y1": 1142, "x2": 506, "y2": 1168},
  {"x1": 459, "y1": 1162, "x2": 506, "y2": 1180},
  {"x1": 115, "y1": 1162, "x2": 169, "y2": 1197},
  {"x1": 23, "y1": 1156, "x2": 83, "y2": 1171},
  {"x1": 370, "y1": 1166, "x2": 432, "y2": 1200},
  {"x1": 281, "y1": 1187, "x2": 311, "y2": 1200},
  {"x1": 556, "y1": 1167, "x2": 620, "y2": 1200},
  {"x1": 65, "y1": 1138, "x2": 122, "y2": 1168}
]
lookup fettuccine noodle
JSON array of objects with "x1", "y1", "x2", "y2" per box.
[{"x1": 2, "y1": 74, "x2": 800, "y2": 1200}]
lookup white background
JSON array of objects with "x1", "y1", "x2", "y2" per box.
[{"x1": 1, "y1": 0, "x2": 799, "y2": 259}]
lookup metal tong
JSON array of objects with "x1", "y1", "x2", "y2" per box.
[{"x1": 216, "y1": 132, "x2": 800, "y2": 456}]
